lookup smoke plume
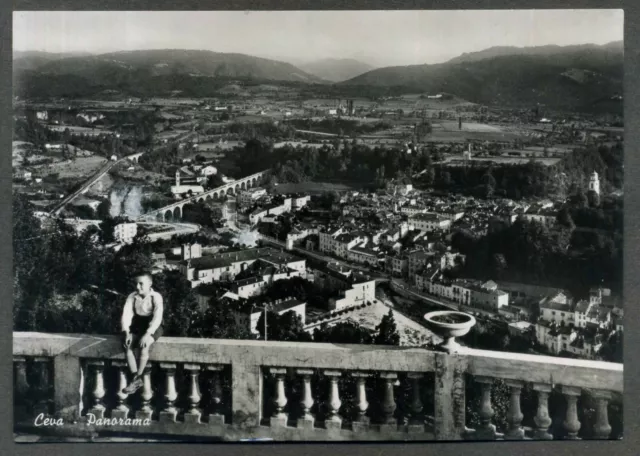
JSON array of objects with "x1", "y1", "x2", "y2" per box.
[{"x1": 109, "y1": 186, "x2": 144, "y2": 218}]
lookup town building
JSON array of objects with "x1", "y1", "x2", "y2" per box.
[
  {"x1": 409, "y1": 213, "x2": 452, "y2": 232},
  {"x1": 589, "y1": 171, "x2": 601, "y2": 196},
  {"x1": 179, "y1": 247, "x2": 306, "y2": 288},
  {"x1": 114, "y1": 222, "x2": 138, "y2": 244},
  {"x1": 238, "y1": 187, "x2": 267, "y2": 207}
]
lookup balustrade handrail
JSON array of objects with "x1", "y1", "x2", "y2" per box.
[
  {"x1": 13, "y1": 332, "x2": 622, "y2": 390},
  {"x1": 13, "y1": 331, "x2": 623, "y2": 441}
]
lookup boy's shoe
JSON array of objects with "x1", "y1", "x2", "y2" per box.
[{"x1": 122, "y1": 376, "x2": 144, "y2": 394}]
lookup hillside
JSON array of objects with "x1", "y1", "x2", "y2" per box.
[
  {"x1": 299, "y1": 58, "x2": 374, "y2": 82},
  {"x1": 13, "y1": 49, "x2": 325, "y2": 98},
  {"x1": 445, "y1": 41, "x2": 623, "y2": 64},
  {"x1": 13, "y1": 51, "x2": 93, "y2": 73},
  {"x1": 341, "y1": 43, "x2": 623, "y2": 111}
]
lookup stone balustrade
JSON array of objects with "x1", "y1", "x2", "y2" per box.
[{"x1": 13, "y1": 332, "x2": 622, "y2": 441}]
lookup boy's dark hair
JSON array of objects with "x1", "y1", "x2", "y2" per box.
[{"x1": 133, "y1": 271, "x2": 153, "y2": 281}]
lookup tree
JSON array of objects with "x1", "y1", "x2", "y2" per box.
[
  {"x1": 313, "y1": 321, "x2": 373, "y2": 344},
  {"x1": 256, "y1": 309, "x2": 311, "y2": 342},
  {"x1": 587, "y1": 189, "x2": 601, "y2": 208},
  {"x1": 557, "y1": 207, "x2": 575, "y2": 229},
  {"x1": 196, "y1": 301, "x2": 254, "y2": 340},
  {"x1": 572, "y1": 190, "x2": 589, "y2": 209},
  {"x1": 97, "y1": 199, "x2": 112, "y2": 220},
  {"x1": 374, "y1": 310, "x2": 400, "y2": 345},
  {"x1": 152, "y1": 270, "x2": 201, "y2": 337}
]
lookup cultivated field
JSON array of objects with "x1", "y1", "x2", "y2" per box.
[
  {"x1": 30, "y1": 156, "x2": 108, "y2": 179},
  {"x1": 273, "y1": 181, "x2": 356, "y2": 194},
  {"x1": 156, "y1": 129, "x2": 189, "y2": 140},
  {"x1": 46, "y1": 125, "x2": 113, "y2": 135},
  {"x1": 439, "y1": 155, "x2": 562, "y2": 166}
]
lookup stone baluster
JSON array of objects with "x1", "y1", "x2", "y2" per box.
[
  {"x1": 158, "y1": 363, "x2": 178, "y2": 423},
  {"x1": 505, "y1": 380, "x2": 525, "y2": 440},
  {"x1": 269, "y1": 367, "x2": 288, "y2": 427},
  {"x1": 379, "y1": 372, "x2": 398, "y2": 431},
  {"x1": 324, "y1": 370, "x2": 342, "y2": 431},
  {"x1": 351, "y1": 372, "x2": 371, "y2": 432},
  {"x1": 135, "y1": 365, "x2": 153, "y2": 421},
  {"x1": 87, "y1": 360, "x2": 106, "y2": 420},
  {"x1": 407, "y1": 372, "x2": 425, "y2": 433},
  {"x1": 111, "y1": 361, "x2": 130, "y2": 420},
  {"x1": 474, "y1": 376, "x2": 497, "y2": 440},
  {"x1": 14, "y1": 357, "x2": 30, "y2": 420},
  {"x1": 183, "y1": 364, "x2": 202, "y2": 424},
  {"x1": 561, "y1": 386, "x2": 582, "y2": 440},
  {"x1": 32, "y1": 357, "x2": 51, "y2": 416},
  {"x1": 592, "y1": 390, "x2": 612, "y2": 439},
  {"x1": 207, "y1": 365, "x2": 225, "y2": 425},
  {"x1": 296, "y1": 369, "x2": 314, "y2": 429},
  {"x1": 533, "y1": 384, "x2": 553, "y2": 439},
  {"x1": 14, "y1": 357, "x2": 29, "y2": 397}
]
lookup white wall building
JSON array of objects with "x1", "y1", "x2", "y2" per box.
[{"x1": 114, "y1": 222, "x2": 138, "y2": 244}]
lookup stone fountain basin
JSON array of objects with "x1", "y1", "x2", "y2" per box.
[{"x1": 423, "y1": 311, "x2": 476, "y2": 339}]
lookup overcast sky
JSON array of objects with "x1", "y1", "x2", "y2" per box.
[{"x1": 14, "y1": 10, "x2": 623, "y2": 67}]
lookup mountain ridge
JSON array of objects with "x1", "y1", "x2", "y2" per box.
[
  {"x1": 340, "y1": 43, "x2": 623, "y2": 111},
  {"x1": 13, "y1": 48, "x2": 325, "y2": 84}
]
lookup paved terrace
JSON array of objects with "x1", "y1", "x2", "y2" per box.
[{"x1": 13, "y1": 331, "x2": 621, "y2": 442}]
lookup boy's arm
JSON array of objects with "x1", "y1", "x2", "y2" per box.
[
  {"x1": 146, "y1": 293, "x2": 164, "y2": 336},
  {"x1": 121, "y1": 293, "x2": 134, "y2": 333}
]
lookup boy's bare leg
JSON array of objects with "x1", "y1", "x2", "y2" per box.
[
  {"x1": 125, "y1": 347, "x2": 138, "y2": 376},
  {"x1": 137, "y1": 341, "x2": 153, "y2": 377}
]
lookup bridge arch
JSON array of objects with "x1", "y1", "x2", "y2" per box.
[
  {"x1": 165, "y1": 210, "x2": 173, "y2": 222},
  {"x1": 252, "y1": 177, "x2": 257, "y2": 186},
  {"x1": 173, "y1": 206, "x2": 182, "y2": 221},
  {"x1": 235, "y1": 184, "x2": 240, "y2": 192},
  {"x1": 226, "y1": 187, "x2": 234, "y2": 195},
  {"x1": 241, "y1": 181, "x2": 246, "y2": 191},
  {"x1": 206, "y1": 194, "x2": 212, "y2": 201},
  {"x1": 197, "y1": 197, "x2": 204, "y2": 203}
]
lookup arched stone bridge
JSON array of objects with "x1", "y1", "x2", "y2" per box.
[
  {"x1": 127, "y1": 152, "x2": 144, "y2": 163},
  {"x1": 138, "y1": 169, "x2": 271, "y2": 222}
]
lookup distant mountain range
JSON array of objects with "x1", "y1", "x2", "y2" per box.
[
  {"x1": 443, "y1": 41, "x2": 623, "y2": 64},
  {"x1": 13, "y1": 43, "x2": 623, "y2": 113},
  {"x1": 14, "y1": 49, "x2": 324, "y2": 84},
  {"x1": 298, "y1": 58, "x2": 375, "y2": 82},
  {"x1": 341, "y1": 41, "x2": 623, "y2": 111},
  {"x1": 13, "y1": 50, "x2": 94, "y2": 72}
]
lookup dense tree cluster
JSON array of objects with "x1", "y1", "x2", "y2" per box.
[
  {"x1": 286, "y1": 118, "x2": 394, "y2": 137},
  {"x1": 451, "y1": 217, "x2": 622, "y2": 297},
  {"x1": 13, "y1": 194, "x2": 198, "y2": 336}
]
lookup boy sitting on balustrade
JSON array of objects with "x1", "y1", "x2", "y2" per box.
[{"x1": 120, "y1": 272, "x2": 164, "y2": 395}]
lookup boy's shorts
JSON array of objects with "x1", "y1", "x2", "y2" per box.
[{"x1": 122, "y1": 314, "x2": 164, "y2": 349}]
